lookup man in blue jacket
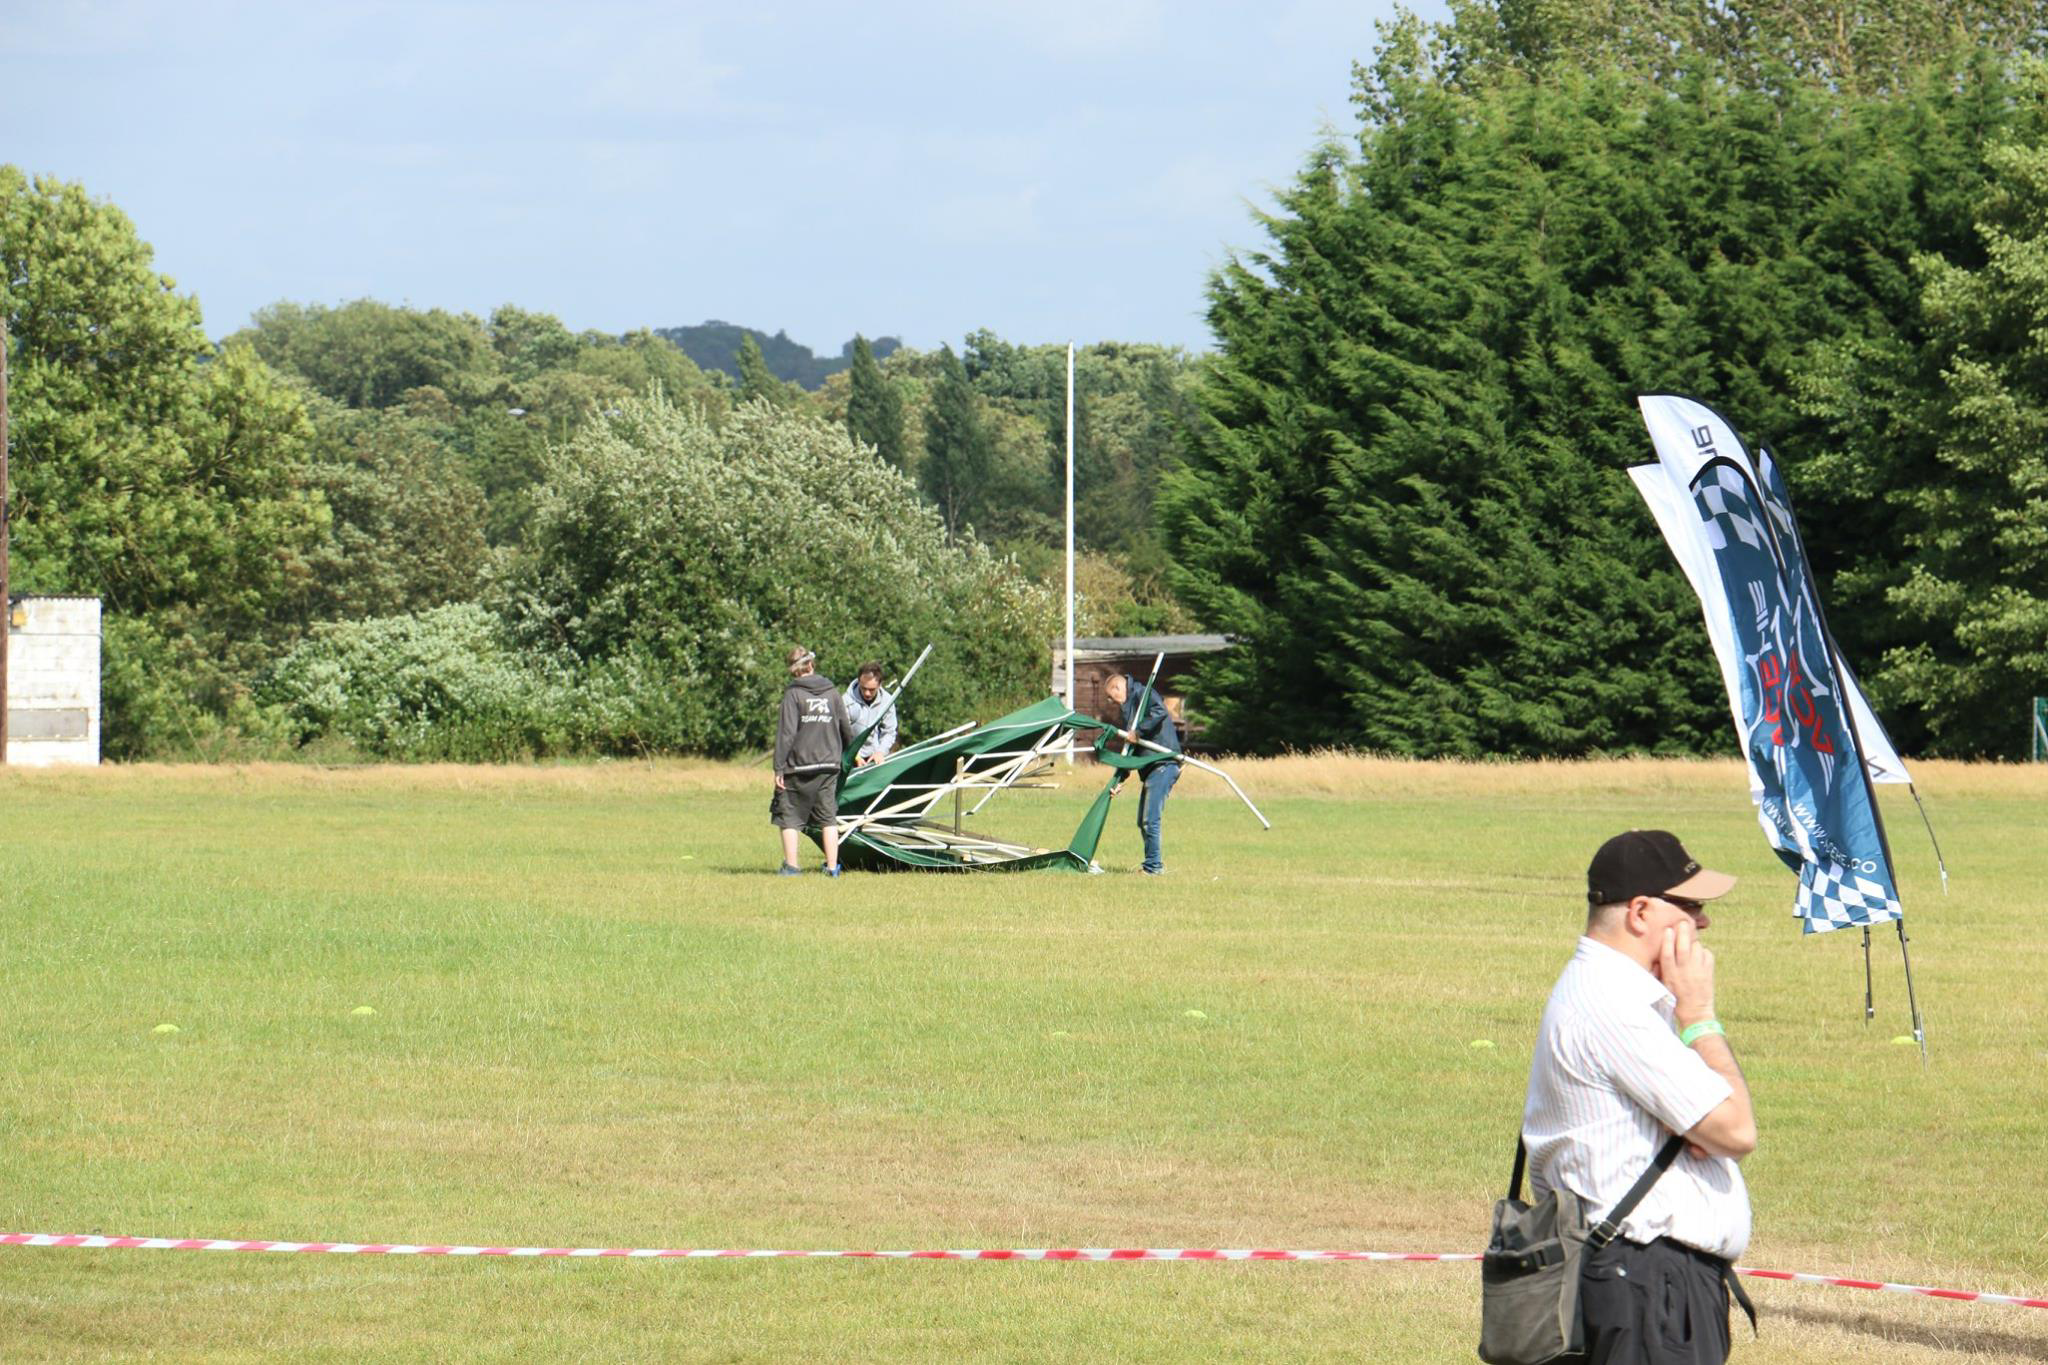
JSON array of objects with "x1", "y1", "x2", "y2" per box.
[
  {"x1": 1103, "y1": 672, "x2": 1182, "y2": 876},
  {"x1": 842, "y1": 661, "x2": 897, "y2": 766}
]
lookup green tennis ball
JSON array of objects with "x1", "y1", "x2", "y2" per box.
[
  {"x1": 1470, "y1": 1039, "x2": 1497, "y2": 1049},
  {"x1": 153, "y1": 1023, "x2": 179, "y2": 1035},
  {"x1": 352, "y1": 1005, "x2": 377, "y2": 1017},
  {"x1": 1183, "y1": 1009, "x2": 1207, "y2": 1020},
  {"x1": 1891, "y1": 1035, "x2": 1916, "y2": 1045}
]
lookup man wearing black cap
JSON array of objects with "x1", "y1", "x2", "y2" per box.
[{"x1": 1521, "y1": 831, "x2": 1758, "y2": 1363}]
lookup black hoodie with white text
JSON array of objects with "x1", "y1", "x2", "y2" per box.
[{"x1": 774, "y1": 673, "x2": 857, "y2": 776}]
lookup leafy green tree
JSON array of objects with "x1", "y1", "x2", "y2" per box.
[
  {"x1": 1, "y1": 167, "x2": 331, "y2": 756},
  {"x1": 574, "y1": 328, "x2": 723, "y2": 414},
  {"x1": 956, "y1": 331, "x2": 1200, "y2": 558},
  {"x1": 920, "y1": 345, "x2": 996, "y2": 541},
  {"x1": 1, "y1": 168, "x2": 324, "y2": 617},
  {"x1": 844, "y1": 334, "x2": 907, "y2": 468},
  {"x1": 233, "y1": 299, "x2": 502, "y2": 410},
  {"x1": 488, "y1": 304, "x2": 581, "y2": 377},
  {"x1": 1365, "y1": 0, "x2": 2047, "y2": 107},
  {"x1": 1, "y1": 174, "x2": 321, "y2": 618},
  {"x1": 501, "y1": 392, "x2": 1052, "y2": 755},
  {"x1": 288, "y1": 396, "x2": 493, "y2": 626}
]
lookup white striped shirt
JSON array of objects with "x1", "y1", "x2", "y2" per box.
[{"x1": 1522, "y1": 936, "x2": 1752, "y2": 1259}]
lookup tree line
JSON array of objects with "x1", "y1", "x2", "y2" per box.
[
  {"x1": 6, "y1": 0, "x2": 2046, "y2": 761},
  {"x1": 0, "y1": 168, "x2": 1196, "y2": 759},
  {"x1": 1165, "y1": 0, "x2": 2048, "y2": 760}
]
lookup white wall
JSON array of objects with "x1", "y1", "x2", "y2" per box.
[{"x1": 6, "y1": 596, "x2": 102, "y2": 767}]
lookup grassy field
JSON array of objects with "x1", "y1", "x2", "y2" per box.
[{"x1": 1, "y1": 756, "x2": 2044, "y2": 1362}]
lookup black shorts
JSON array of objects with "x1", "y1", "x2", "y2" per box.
[{"x1": 772, "y1": 770, "x2": 839, "y2": 830}]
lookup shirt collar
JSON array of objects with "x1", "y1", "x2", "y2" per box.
[{"x1": 1573, "y1": 935, "x2": 1675, "y2": 1011}]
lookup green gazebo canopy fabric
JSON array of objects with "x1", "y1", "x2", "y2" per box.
[{"x1": 822, "y1": 694, "x2": 1174, "y2": 872}]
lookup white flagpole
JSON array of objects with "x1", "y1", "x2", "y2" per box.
[{"x1": 1064, "y1": 341, "x2": 1075, "y2": 764}]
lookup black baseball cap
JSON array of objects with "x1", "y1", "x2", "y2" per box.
[{"x1": 1586, "y1": 830, "x2": 1735, "y2": 906}]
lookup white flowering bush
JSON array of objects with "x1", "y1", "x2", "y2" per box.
[
  {"x1": 501, "y1": 393, "x2": 1054, "y2": 755},
  {"x1": 260, "y1": 603, "x2": 568, "y2": 760}
]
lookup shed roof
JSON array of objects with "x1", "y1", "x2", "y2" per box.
[{"x1": 1064, "y1": 634, "x2": 1231, "y2": 655}]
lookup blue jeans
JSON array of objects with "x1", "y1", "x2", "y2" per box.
[{"x1": 1137, "y1": 760, "x2": 1181, "y2": 873}]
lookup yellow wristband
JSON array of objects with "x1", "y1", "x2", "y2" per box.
[{"x1": 1679, "y1": 1019, "x2": 1725, "y2": 1047}]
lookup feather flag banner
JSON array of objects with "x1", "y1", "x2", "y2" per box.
[{"x1": 1631, "y1": 394, "x2": 1903, "y2": 935}]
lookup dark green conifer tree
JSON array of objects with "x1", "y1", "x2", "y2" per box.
[
  {"x1": 920, "y1": 345, "x2": 994, "y2": 542},
  {"x1": 1166, "y1": 49, "x2": 2028, "y2": 756},
  {"x1": 735, "y1": 333, "x2": 793, "y2": 407},
  {"x1": 844, "y1": 334, "x2": 907, "y2": 468}
]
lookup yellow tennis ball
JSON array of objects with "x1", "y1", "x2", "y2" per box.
[{"x1": 153, "y1": 1023, "x2": 179, "y2": 1035}]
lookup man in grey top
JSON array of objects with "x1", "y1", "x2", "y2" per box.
[
  {"x1": 842, "y1": 661, "x2": 897, "y2": 766},
  {"x1": 772, "y1": 646, "x2": 856, "y2": 876},
  {"x1": 1522, "y1": 830, "x2": 1757, "y2": 1363}
]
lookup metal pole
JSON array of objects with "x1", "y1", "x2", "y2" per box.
[
  {"x1": 1897, "y1": 919, "x2": 1927, "y2": 1064},
  {"x1": 1861, "y1": 926, "x2": 1873, "y2": 1023},
  {"x1": 1907, "y1": 784, "x2": 1949, "y2": 895},
  {"x1": 842, "y1": 642, "x2": 932, "y2": 771},
  {"x1": 1116, "y1": 731, "x2": 1272, "y2": 830},
  {"x1": 1, "y1": 314, "x2": 10, "y2": 766},
  {"x1": 1063, "y1": 341, "x2": 1074, "y2": 764}
]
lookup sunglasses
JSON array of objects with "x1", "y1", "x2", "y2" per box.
[{"x1": 1661, "y1": 894, "x2": 1706, "y2": 915}]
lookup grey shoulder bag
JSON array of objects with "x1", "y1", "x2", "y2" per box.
[{"x1": 1476, "y1": 1133, "x2": 1684, "y2": 1365}]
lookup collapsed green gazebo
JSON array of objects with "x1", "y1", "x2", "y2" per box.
[{"x1": 819, "y1": 681, "x2": 1268, "y2": 873}]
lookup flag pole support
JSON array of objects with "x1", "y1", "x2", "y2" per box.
[
  {"x1": 1907, "y1": 784, "x2": 1949, "y2": 894},
  {"x1": 1861, "y1": 927, "x2": 1873, "y2": 1024},
  {"x1": 1897, "y1": 919, "x2": 1927, "y2": 1065}
]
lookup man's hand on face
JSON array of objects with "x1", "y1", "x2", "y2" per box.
[{"x1": 1660, "y1": 916, "x2": 1717, "y2": 1028}]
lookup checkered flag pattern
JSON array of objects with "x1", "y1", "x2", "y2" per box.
[
  {"x1": 1694, "y1": 465, "x2": 1770, "y2": 553},
  {"x1": 1797, "y1": 858, "x2": 1902, "y2": 933}
]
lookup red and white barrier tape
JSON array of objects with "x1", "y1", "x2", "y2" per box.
[
  {"x1": 5, "y1": 1234, "x2": 2044, "y2": 1309},
  {"x1": 1733, "y1": 1267, "x2": 2048, "y2": 1311},
  {"x1": 0, "y1": 1235, "x2": 1472, "y2": 1263}
]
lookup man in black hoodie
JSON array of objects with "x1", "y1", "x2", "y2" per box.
[{"x1": 772, "y1": 645, "x2": 857, "y2": 876}]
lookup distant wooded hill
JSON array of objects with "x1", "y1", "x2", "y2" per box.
[{"x1": 655, "y1": 321, "x2": 902, "y2": 390}]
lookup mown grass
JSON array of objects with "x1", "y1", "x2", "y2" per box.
[{"x1": 1, "y1": 758, "x2": 2044, "y2": 1362}]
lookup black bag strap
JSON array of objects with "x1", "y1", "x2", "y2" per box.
[
  {"x1": 1507, "y1": 1133, "x2": 1687, "y2": 1248},
  {"x1": 1586, "y1": 1134, "x2": 1687, "y2": 1249}
]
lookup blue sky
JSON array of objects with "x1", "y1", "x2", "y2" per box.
[{"x1": 7, "y1": 0, "x2": 1441, "y2": 354}]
